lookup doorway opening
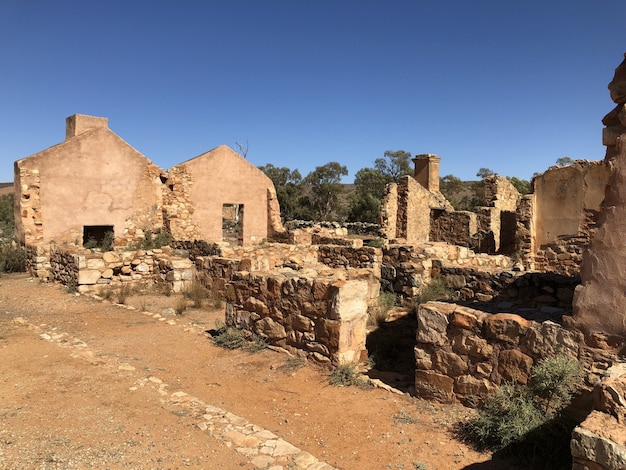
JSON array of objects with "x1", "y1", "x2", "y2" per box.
[{"x1": 222, "y1": 204, "x2": 243, "y2": 245}]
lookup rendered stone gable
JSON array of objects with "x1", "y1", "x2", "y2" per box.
[
  {"x1": 165, "y1": 145, "x2": 283, "y2": 244},
  {"x1": 14, "y1": 116, "x2": 164, "y2": 247}
]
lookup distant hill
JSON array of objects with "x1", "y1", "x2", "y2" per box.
[{"x1": 0, "y1": 183, "x2": 13, "y2": 196}]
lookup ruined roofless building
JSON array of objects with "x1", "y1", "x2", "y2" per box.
[{"x1": 14, "y1": 114, "x2": 284, "y2": 254}]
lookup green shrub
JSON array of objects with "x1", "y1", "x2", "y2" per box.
[
  {"x1": 369, "y1": 291, "x2": 397, "y2": 326},
  {"x1": 245, "y1": 335, "x2": 268, "y2": 353},
  {"x1": 0, "y1": 243, "x2": 26, "y2": 273},
  {"x1": 0, "y1": 193, "x2": 15, "y2": 239},
  {"x1": 211, "y1": 322, "x2": 266, "y2": 353},
  {"x1": 329, "y1": 362, "x2": 368, "y2": 387},
  {"x1": 413, "y1": 277, "x2": 451, "y2": 306},
  {"x1": 130, "y1": 228, "x2": 172, "y2": 250},
  {"x1": 530, "y1": 354, "x2": 581, "y2": 413},
  {"x1": 212, "y1": 324, "x2": 245, "y2": 349},
  {"x1": 366, "y1": 238, "x2": 385, "y2": 248},
  {"x1": 101, "y1": 230, "x2": 115, "y2": 251},
  {"x1": 461, "y1": 383, "x2": 543, "y2": 450},
  {"x1": 459, "y1": 355, "x2": 582, "y2": 467}
]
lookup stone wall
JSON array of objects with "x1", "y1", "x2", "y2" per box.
[
  {"x1": 162, "y1": 165, "x2": 204, "y2": 241},
  {"x1": 573, "y1": 54, "x2": 626, "y2": 339},
  {"x1": 48, "y1": 244, "x2": 194, "y2": 294},
  {"x1": 225, "y1": 275, "x2": 370, "y2": 364},
  {"x1": 381, "y1": 242, "x2": 512, "y2": 298},
  {"x1": 439, "y1": 268, "x2": 578, "y2": 317},
  {"x1": 414, "y1": 301, "x2": 585, "y2": 404},
  {"x1": 430, "y1": 211, "x2": 477, "y2": 248}
]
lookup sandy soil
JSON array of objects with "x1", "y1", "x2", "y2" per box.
[{"x1": 0, "y1": 273, "x2": 515, "y2": 469}]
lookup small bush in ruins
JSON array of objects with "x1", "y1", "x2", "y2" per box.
[
  {"x1": 116, "y1": 284, "x2": 133, "y2": 305},
  {"x1": 130, "y1": 228, "x2": 171, "y2": 250},
  {"x1": 0, "y1": 242, "x2": 26, "y2": 273},
  {"x1": 413, "y1": 277, "x2": 451, "y2": 306},
  {"x1": 329, "y1": 362, "x2": 369, "y2": 388},
  {"x1": 458, "y1": 355, "x2": 581, "y2": 468},
  {"x1": 369, "y1": 291, "x2": 396, "y2": 326},
  {"x1": 184, "y1": 280, "x2": 208, "y2": 308},
  {"x1": 211, "y1": 322, "x2": 267, "y2": 353}
]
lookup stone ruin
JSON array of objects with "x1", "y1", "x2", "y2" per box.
[{"x1": 12, "y1": 54, "x2": 626, "y2": 469}]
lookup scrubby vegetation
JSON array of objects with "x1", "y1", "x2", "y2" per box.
[
  {"x1": 413, "y1": 277, "x2": 452, "y2": 306},
  {"x1": 328, "y1": 362, "x2": 369, "y2": 388},
  {"x1": 211, "y1": 322, "x2": 267, "y2": 353},
  {"x1": 0, "y1": 193, "x2": 26, "y2": 273},
  {"x1": 458, "y1": 355, "x2": 582, "y2": 469}
]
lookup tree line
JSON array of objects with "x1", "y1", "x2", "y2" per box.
[{"x1": 259, "y1": 151, "x2": 535, "y2": 224}]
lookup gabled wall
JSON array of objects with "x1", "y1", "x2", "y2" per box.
[
  {"x1": 164, "y1": 145, "x2": 283, "y2": 244},
  {"x1": 14, "y1": 115, "x2": 163, "y2": 247}
]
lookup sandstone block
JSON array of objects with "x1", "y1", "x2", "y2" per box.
[
  {"x1": 484, "y1": 313, "x2": 531, "y2": 344},
  {"x1": 416, "y1": 304, "x2": 449, "y2": 346},
  {"x1": 414, "y1": 347, "x2": 432, "y2": 370},
  {"x1": 522, "y1": 320, "x2": 580, "y2": 358},
  {"x1": 450, "y1": 309, "x2": 478, "y2": 330},
  {"x1": 497, "y1": 349, "x2": 533, "y2": 384},
  {"x1": 414, "y1": 370, "x2": 455, "y2": 402},
  {"x1": 170, "y1": 258, "x2": 192, "y2": 269},
  {"x1": 135, "y1": 262, "x2": 150, "y2": 273},
  {"x1": 102, "y1": 251, "x2": 120, "y2": 263},
  {"x1": 571, "y1": 411, "x2": 626, "y2": 469},
  {"x1": 78, "y1": 269, "x2": 102, "y2": 285},
  {"x1": 101, "y1": 268, "x2": 114, "y2": 279},
  {"x1": 433, "y1": 350, "x2": 468, "y2": 377},
  {"x1": 466, "y1": 335, "x2": 493, "y2": 360},
  {"x1": 243, "y1": 297, "x2": 269, "y2": 316},
  {"x1": 254, "y1": 317, "x2": 286, "y2": 340},
  {"x1": 328, "y1": 280, "x2": 368, "y2": 322},
  {"x1": 454, "y1": 375, "x2": 492, "y2": 396},
  {"x1": 292, "y1": 314, "x2": 313, "y2": 332}
]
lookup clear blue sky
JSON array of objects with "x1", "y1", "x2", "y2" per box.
[{"x1": 1, "y1": 1, "x2": 625, "y2": 184}]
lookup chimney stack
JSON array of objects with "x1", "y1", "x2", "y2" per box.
[
  {"x1": 412, "y1": 153, "x2": 441, "y2": 192},
  {"x1": 66, "y1": 114, "x2": 108, "y2": 140}
]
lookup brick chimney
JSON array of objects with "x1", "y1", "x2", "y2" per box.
[
  {"x1": 412, "y1": 153, "x2": 441, "y2": 192},
  {"x1": 66, "y1": 114, "x2": 108, "y2": 140}
]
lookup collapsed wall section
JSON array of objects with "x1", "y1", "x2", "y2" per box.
[{"x1": 225, "y1": 274, "x2": 370, "y2": 364}]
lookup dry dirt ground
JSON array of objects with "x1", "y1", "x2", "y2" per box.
[{"x1": 0, "y1": 273, "x2": 516, "y2": 470}]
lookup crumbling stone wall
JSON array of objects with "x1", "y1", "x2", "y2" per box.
[
  {"x1": 381, "y1": 242, "x2": 512, "y2": 298},
  {"x1": 430, "y1": 211, "x2": 477, "y2": 248},
  {"x1": 226, "y1": 274, "x2": 369, "y2": 364},
  {"x1": 439, "y1": 268, "x2": 578, "y2": 313},
  {"x1": 162, "y1": 165, "x2": 204, "y2": 241},
  {"x1": 48, "y1": 244, "x2": 194, "y2": 294},
  {"x1": 381, "y1": 174, "x2": 453, "y2": 243},
  {"x1": 573, "y1": 53, "x2": 626, "y2": 339},
  {"x1": 414, "y1": 302, "x2": 584, "y2": 404}
]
